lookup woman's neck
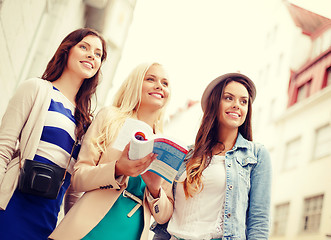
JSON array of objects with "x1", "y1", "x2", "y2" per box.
[
  {"x1": 216, "y1": 128, "x2": 238, "y2": 153},
  {"x1": 52, "y1": 72, "x2": 84, "y2": 105},
  {"x1": 136, "y1": 107, "x2": 159, "y2": 131}
]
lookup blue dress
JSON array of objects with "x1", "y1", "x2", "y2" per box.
[{"x1": 0, "y1": 87, "x2": 80, "y2": 240}]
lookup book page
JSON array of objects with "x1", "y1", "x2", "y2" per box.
[{"x1": 147, "y1": 138, "x2": 188, "y2": 183}]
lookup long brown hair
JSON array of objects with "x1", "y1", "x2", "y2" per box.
[
  {"x1": 41, "y1": 28, "x2": 107, "y2": 140},
  {"x1": 184, "y1": 77, "x2": 254, "y2": 198}
]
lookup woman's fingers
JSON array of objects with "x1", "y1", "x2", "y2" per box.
[
  {"x1": 136, "y1": 152, "x2": 157, "y2": 166},
  {"x1": 134, "y1": 152, "x2": 157, "y2": 174},
  {"x1": 116, "y1": 142, "x2": 158, "y2": 177}
]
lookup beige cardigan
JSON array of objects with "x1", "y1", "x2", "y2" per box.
[
  {"x1": 49, "y1": 107, "x2": 174, "y2": 240},
  {"x1": 0, "y1": 78, "x2": 53, "y2": 210}
]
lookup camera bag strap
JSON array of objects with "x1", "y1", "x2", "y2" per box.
[{"x1": 62, "y1": 140, "x2": 78, "y2": 181}]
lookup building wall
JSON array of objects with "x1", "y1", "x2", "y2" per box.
[
  {"x1": 252, "y1": 2, "x2": 331, "y2": 240},
  {"x1": 0, "y1": 0, "x2": 136, "y2": 117},
  {"x1": 270, "y1": 86, "x2": 331, "y2": 240},
  {"x1": 85, "y1": 0, "x2": 137, "y2": 107},
  {"x1": 0, "y1": 0, "x2": 86, "y2": 117},
  {"x1": 253, "y1": 1, "x2": 298, "y2": 146}
]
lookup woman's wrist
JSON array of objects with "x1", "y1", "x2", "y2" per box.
[
  {"x1": 148, "y1": 186, "x2": 161, "y2": 199},
  {"x1": 115, "y1": 160, "x2": 123, "y2": 178}
]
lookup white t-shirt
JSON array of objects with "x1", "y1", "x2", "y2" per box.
[{"x1": 167, "y1": 155, "x2": 226, "y2": 240}]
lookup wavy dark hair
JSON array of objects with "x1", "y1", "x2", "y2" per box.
[
  {"x1": 184, "y1": 77, "x2": 254, "y2": 198},
  {"x1": 41, "y1": 28, "x2": 107, "y2": 140}
]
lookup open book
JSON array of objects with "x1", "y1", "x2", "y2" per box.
[{"x1": 112, "y1": 118, "x2": 189, "y2": 183}]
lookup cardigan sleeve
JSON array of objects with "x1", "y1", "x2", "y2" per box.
[
  {"x1": 71, "y1": 107, "x2": 127, "y2": 192},
  {"x1": 0, "y1": 78, "x2": 41, "y2": 185},
  {"x1": 145, "y1": 179, "x2": 174, "y2": 224}
]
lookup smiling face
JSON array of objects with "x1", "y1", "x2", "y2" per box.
[
  {"x1": 218, "y1": 81, "x2": 249, "y2": 130},
  {"x1": 140, "y1": 64, "x2": 170, "y2": 111},
  {"x1": 65, "y1": 35, "x2": 103, "y2": 80}
]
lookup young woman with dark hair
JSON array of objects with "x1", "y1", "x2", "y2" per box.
[
  {"x1": 153, "y1": 73, "x2": 272, "y2": 240},
  {"x1": 42, "y1": 27, "x2": 107, "y2": 141},
  {"x1": 0, "y1": 27, "x2": 107, "y2": 239}
]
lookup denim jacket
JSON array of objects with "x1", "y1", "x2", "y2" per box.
[{"x1": 152, "y1": 133, "x2": 272, "y2": 240}]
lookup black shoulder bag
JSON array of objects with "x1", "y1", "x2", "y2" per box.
[{"x1": 18, "y1": 141, "x2": 78, "y2": 199}]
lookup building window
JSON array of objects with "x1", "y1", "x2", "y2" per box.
[
  {"x1": 313, "y1": 124, "x2": 331, "y2": 160},
  {"x1": 273, "y1": 203, "x2": 290, "y2": 236},
  {"x1": 283, "y1": 137, "x2": 301, "y2": 171},
  {"x1": 296, "y1": 80, "x2": 312, "y2": 103},
  {"x1": 301, "y1": 195, "x2": 324, "y2": 233},
  {"x1": 322, "y1": 67, "x2": 331, "y2": 88}
]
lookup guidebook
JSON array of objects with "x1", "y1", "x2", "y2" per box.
[{"x1": 112, "y1": 118, "x2": 189, "y2": 183}]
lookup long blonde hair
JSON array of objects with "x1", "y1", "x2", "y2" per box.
[{"x1": 94, "y1": 62, "x2": 169, "y2": 153}]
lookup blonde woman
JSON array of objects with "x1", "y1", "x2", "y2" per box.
[{"x1": 50, "y1": 62, "x2": 174, "y2": 240}]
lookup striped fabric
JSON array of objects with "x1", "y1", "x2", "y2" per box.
[
  {"x1": 34, "y1": 86, "x2": 80, "y2": 174},
  {"x1": 0, "y1": 86, "x2": 82, "y2": 239}
]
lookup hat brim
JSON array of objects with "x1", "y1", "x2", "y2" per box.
[{"x1": 201, "y1": 73, "x2": 256, "y2": 112}]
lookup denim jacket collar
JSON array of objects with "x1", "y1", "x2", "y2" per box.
[
  {"x1": 231, "y1": 133, "x2": 251, "y2": 151},
  {"x1": 229, "y1": 133, "x2": 257, "y2": 167}
]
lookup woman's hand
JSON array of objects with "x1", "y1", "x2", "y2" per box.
[{"x1": 115, "y1": 142, "x2": 157, "y2": 178}]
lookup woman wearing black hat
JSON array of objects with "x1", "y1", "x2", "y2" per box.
[{"x1": 153, "y1": 73, "x2": 272, "y2": 240}]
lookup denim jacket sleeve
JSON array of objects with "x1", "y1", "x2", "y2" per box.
[{"x1": 246, "y1": 144, "x2": 272, "y2": 239}]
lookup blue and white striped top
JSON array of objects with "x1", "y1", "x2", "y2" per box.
[
  {"x1": 34, "y1": 86, "x2": 80, "y2": 174},
  {"x1": 0, "y1": 86, "x2": 82, "y2": 240}
]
